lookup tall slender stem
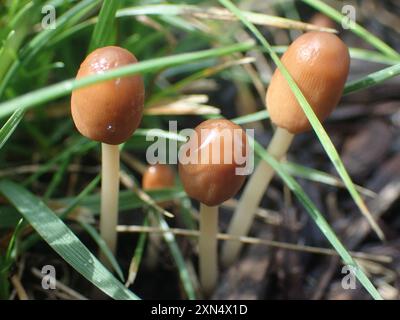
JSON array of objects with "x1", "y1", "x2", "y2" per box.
[
  {"x1": 100, "y1": 143, "x2": 120, "y2": 257},
  {"x1": 221, "y1": 127, "x2": 294, "y2": 267},
  {"x1": 199, "y1": 203, "x2": 218, "y2": 297}
]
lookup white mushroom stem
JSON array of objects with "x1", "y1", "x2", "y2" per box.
[
  {"x1": 199, "y1": 203, "x2": 218, "y2": 297},
  {"x1": 221, "y1": 127, "x2": 294, "y2": 267},
  {"x1": 100, "y1": 143, "x2": 120, "y2": 259}
]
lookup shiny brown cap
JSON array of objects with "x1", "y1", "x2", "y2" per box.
[
  {"x1": 266, "y1": 32, "x2": 350, "y2": 134},
  {"x1": 71, "y1": 46, "x2": 144, "y2": 145},
  {"x1": 142, "y1": 164, "x2": 175, "y2": 191},
  {"x1": 178, "y1": 119, "x2": 248, "y2": 206}
]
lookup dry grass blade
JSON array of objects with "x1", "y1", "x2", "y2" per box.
[
  {"x1": 119, "y1": 5, "x2": 337, "y2": 33},
  {"x1": 146, "y1": 95, "x2": 220, "y2": 115},
  {"x1": 116, "y1": 225, "x2": 392, "y2": 264}
]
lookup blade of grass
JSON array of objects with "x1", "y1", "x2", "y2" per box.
[
  {"x1": 282, "y1": 161, "x2": 376, "y2": 198},
  {"x1": 344, "y1": 63, "x2": 400, "y2": 95},
  {"x1": 0, "y1": 108, "x2": 24, "y2": 150},
  {"x1": 252, "y1": 140, "x2": 382, "y2": 300},
  {"x1": 88, "y1": 0, "x2": 119, "y2": 52},
  {"x1": 117, "y1": 4, "x2": 337, "y2": 33},
  {"x1": 231, "y1": 110, "x2": 269, "y2": 125},
  {"x1": 156, "y1": 212, "x2": 196, "y2": 300},
  {"x1": 0, "y1": 41, "x2": 255, "y2": 119},
  {"x1": 301, "y1": 0, "x2": 400, "y2": 60},
  {"x1": 125, "y1": 216, "x2": 149, "y2": 287},
  {"x1": 219, "y1": 0, "x2": 384, "y2": 241},
  {"x1": 0, "y1": 180, "x2": 138, "y2": 300},
  {"x1": 273, "y1": 46, "x2": 400, "y2": 65},
  {"x1": 79, "y1": 220, "x2": 125, "y2": 282}
]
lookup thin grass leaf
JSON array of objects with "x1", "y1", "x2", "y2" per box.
[
  {"x1": 156, "y1": 213, "x2": 196, "y2": 300},
  {"x1": 301, "y1": 0, "x2": 400, "y2": 60},
  {"x1": 219, "y1": 0, "x2": 384, "y2": 241},
  {"x1": 0, "y1": 180, "x2": 139, "y2": 300},
  {"x1": 231, "y1": 110, "x2": 269, "y2": 125},
  {"x1": 252, "y1": 140, "x2": 382, "y2": 300},
  {"x1": 117, "y1": 4, "x2": 336, "y2": 33},
  {"x1": 88, "y1": 0, "x2": 119, "y2": 52},
  {"x1": 79, "y1": 220, "x2": 125, "y2": 282},
  {"x1": 73, "y1": 188, "x2": 186, "y2": 214},
  {"x1": 282, "y1": 161, "x2": 376, "y2": 198},
  {"x1": 0, "y1": 108, "x2": 24, "y2": 150},
  {"x1": 0, "y1": 42, "x2": 255, "y2": 119},
  {"x1": 44, "y1": 154, "x2": 71, "y2": 200},
  {"x1": 273, "y1": 46, "x2": 400, "y2": 65},
  {"x1": 344, "y1": 63, "x2": 400, "y2": 95},
  {"x1": 125, "y1": 216, "x2": 149, "y2": 287}
]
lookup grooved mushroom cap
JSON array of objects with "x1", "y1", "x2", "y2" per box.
[
  {"x1": 142, "y1": 164, "x2": 175, "y2": 191},
  {"x1": 71, "y1": 46, "x2": 144, "y2": 145},
  {"x1": 178, "y1": 119, "x2": 248, "y2": 206},
  {"x1": 266, "y1": 32, "x2": 350, "y2": 134}
]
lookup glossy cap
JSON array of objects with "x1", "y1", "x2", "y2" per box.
[
  {"x1": 178, "y1": 119, "x2": 248, "y2": 206},
  {"x1": 266, "y1": 32, "x2": 350, "y2": 134},
  {"x1": 142, "y1": 164, "x2": 175, "y2": 190},
  {"x1": 71, "y1": 46, "x2": 144, "y2": 145}
]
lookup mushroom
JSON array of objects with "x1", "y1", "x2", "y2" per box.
[
  {"x1": 71, "y1": 46, "x2": 144, "y2": 257},
  {"x1": 179, "y1": 119, "x2": 248, "y2": 296},
  {"x1": 143, "y1": 164, "x2": 175, "y2": 194},
  {"x1": 142, "y1": 163, "x2": 175, "y2": 268},
  {"x1": 222, "y1": 32, "x2": 350, "y2": 267}
]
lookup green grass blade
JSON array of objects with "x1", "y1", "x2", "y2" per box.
[
  {"x1": 79, "y1": 221, "x2": 125, "y2": 282},
  {"x1": 156, "y1": 213, "x2": 196, "y2": 300},
  {"x1": 344, "y1": 63, "x2": 400, "y2": 95},
  {"x1": 252, "y1": 140, "x2": 382, "y2": 300},
  {"x1": 231, "y1": 110, "x2": 269, "y2": 125},
  {"x1": 0, "y1": 180, "x2": 139, "y2": 300},
  {"x1": 219, "y1": 0, "x2": 384, "y2": 241},
  {"x1": 88, "y1": 0, "x2": 119, "y2": 52},
  {"x1": 301, "y1": 0, "x2": 400, "y2": 59},
  {"x1": 0, "y1": 108, "x2": 24, "y2": 150},
  {"x1": 126, "y1": 216, "x2": 149, "y2": 287},
  {"x1": 0, "y1": 41, "x2": 254, "y2": 119},
  {"x1": 273, "y1": 46, "x2": 400, "y2": 65},
  {"x1": 282, "y1": 161, "x2": 376, "y2": 198}
]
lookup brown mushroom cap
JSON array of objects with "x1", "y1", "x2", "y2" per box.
[
  {"x1": 178, "y1": 119, "x2": 248, "y2": 206},
  {"x1": 142, "y1": 164, "x2": 175, "y2": 191},
  {"x1": 71, "y1": 46, "x2": 144, "y2": 145},
  {"x1": 266, "y1": 32, "x2": 350, "y2": 134}
]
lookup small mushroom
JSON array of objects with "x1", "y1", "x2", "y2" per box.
[
  {"x1": 179, "y1": 119, "x2": 248, "y2": 296},
  {"x1": 71, "y1": 46, "x2": 144, "y2": 256},
  {"x1": 142, "y1": 164, "x2": 176, "y2": 269},
  {"x1": 222, "y1": 32, "x2": 350, "y2": 267},
  {"x1": 143, "y1": 164, "x2": 175, "y2": 192}
]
